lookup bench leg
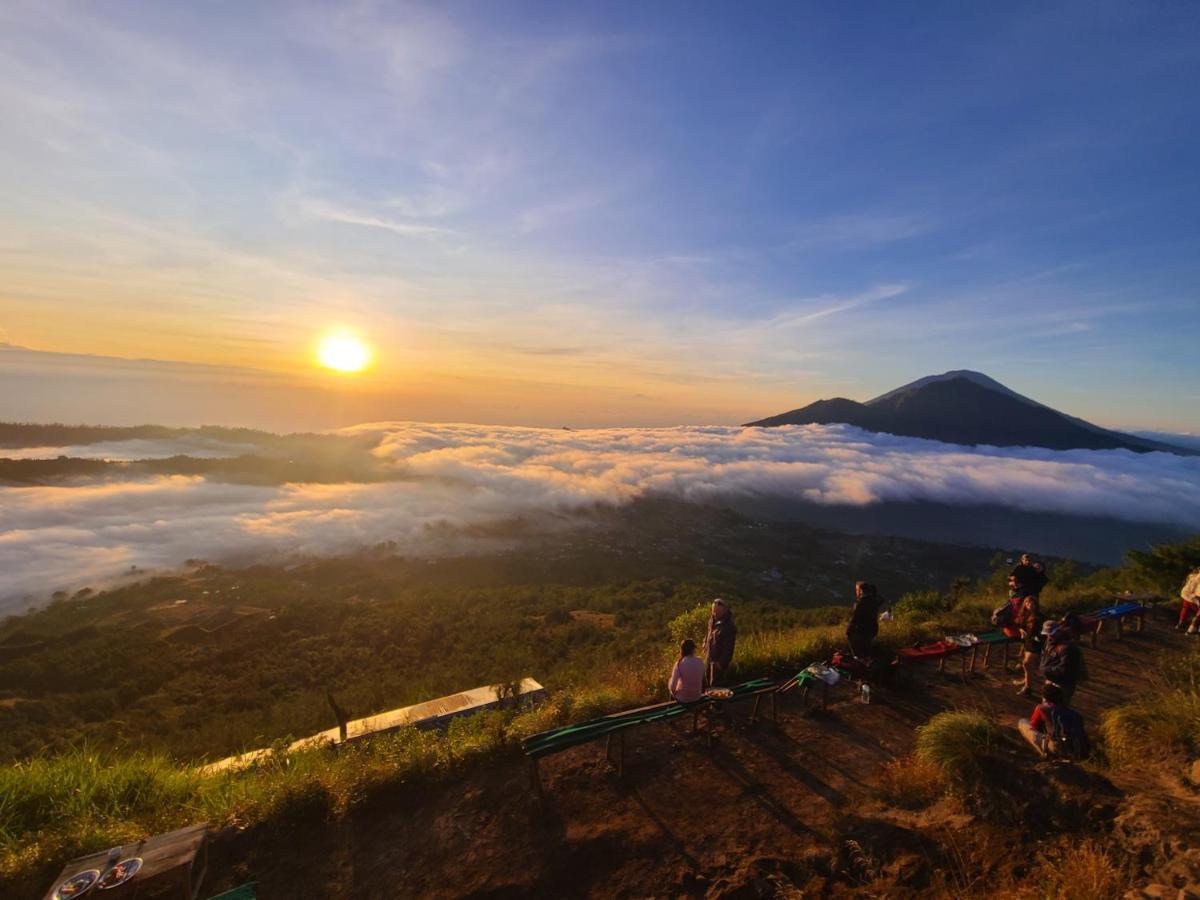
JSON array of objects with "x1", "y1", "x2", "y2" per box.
[
  {"x1": 938, "y1": 656, "x2": 946, "y2": 672},
  {"x1": 983, "y1": 643, "x2": 992, "y2": 667},
  {"x1": 771, "y1": 692, "x2": 777, "y2": 727},
  {"x1": 752, "y1": 694, "x2": 762, "y2": 723},
  {"x1": 618, "y1": 731, "x2": 625, "y2": 778},
  {"x1": 1116, "y1": 618, "x2": 1125, "y2": 640},
  {"x1": 822, "y1": 681, "x2": 829, "y2": 710},
  {"x1": 604, "y1": 734, "x2": 613, "y2": 766}
]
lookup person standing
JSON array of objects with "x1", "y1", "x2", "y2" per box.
[
  {"x1": 1010, "y1": 553, "x2": 1049, "y2": 599},
  {"x1": 846, "y1": 581, "x2": 888, "y2": 660},
  {"x1": 668, "y1": 639, "x2": 706, "y2": 703},
  {"x1": 1013, "y1": 595, "x2": 1044, "y2": 698},
  {"x1": 703, "y1": 599, "x2": 737, "y2": 687},
  {"x1": 1177, "y1": 567, "x2": 1200, "y2": 634}
]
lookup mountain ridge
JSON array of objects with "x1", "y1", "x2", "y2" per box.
[{"x1": 746, "y1": 371, "x2": 1194, "y2": 454}]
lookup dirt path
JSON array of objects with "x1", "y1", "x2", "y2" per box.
[{"x1": 204, "y1": 612, "x2": 1194, "y2": 899}]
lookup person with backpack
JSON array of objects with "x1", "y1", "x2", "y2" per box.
[
  {"x1": 703, "y1": 598, "x2": 737, "y2": 686},
  {"x1": 1013, "y1": 595, "x2": 1044, "y2": 698},
  {"x1": 1010, "y1": 553, "x2": 1049, "y2": 599},
  {"x1": 1043, "y1": 615, "x2": 1087, "y2": 705},
  {"x1": 668, "y1": 639, "x2": 705, "y2": 703},
  {"x1": 1018, "y1": 682, "x2": 1089, "y2": 759},
  {"x1": 1177, "y1": 567, "x2": 1200, "y2": 634},
  {"x1": 846, "y1": 581, "x2": 889, "y2": 660}
]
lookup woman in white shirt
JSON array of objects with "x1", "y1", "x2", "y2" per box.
[{"x1": 669, "y1": 639, "x2": 706, "y2": 703}]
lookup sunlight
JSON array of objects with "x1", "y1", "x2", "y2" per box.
[{"x1": 317, "y1": 333, "x2": 372, "y2": 373}]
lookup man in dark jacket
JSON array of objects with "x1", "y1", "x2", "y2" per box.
[
  {"x1": 704, "y1": 598, "x2": 737, "y2": 686},
  {"x1": 1010, "y1": 553, "x2": 1049, "y2": 598},
  {"x1": 846, "y1": 581, "x2": 888, "y2": 659}
]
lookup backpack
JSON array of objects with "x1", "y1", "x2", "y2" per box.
[
  {"x1": 1044, "y1": 704, "x2": 1090, "y2": 759},
  {"x1": 991, "y1": 600, "x2": 1015, "y2": 628}
]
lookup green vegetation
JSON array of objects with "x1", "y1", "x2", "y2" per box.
[
  {"x1": 2, "y1": 527, "x2": 1197, "y2": 896},
  {"x1": 913, "y1": 711, "x2": 1002, "y2": 785}
]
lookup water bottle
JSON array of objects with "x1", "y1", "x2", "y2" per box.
[{"x1": 861, "y1": 683, "x2": 871, "y2": 704}]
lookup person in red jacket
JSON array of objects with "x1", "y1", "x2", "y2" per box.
[{"x1": 1177, "y1": 568, "x2": 1200, "y2": 634}]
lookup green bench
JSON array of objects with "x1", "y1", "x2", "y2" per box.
[{"x1": 521, "y1": 671, "x2": 832, "y2": 795}]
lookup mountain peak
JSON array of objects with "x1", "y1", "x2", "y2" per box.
[
  {"x1": 867, "y1": 370, "x2": 1033, "y2": 406},
  {"x1": 746, "y1": 372, "x2": 1193, "y2": 455}
]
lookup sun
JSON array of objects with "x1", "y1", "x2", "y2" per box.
[{"x1": 317, "y1": 333, "x2": 372, "y2": 373}]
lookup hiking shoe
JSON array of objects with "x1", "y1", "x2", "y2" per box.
[{"x1": 1011, "y1": 679, "x2": 1027, "y2": 687}]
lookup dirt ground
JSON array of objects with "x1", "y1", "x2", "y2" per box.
[{"x1": 204, "y1": 611, "x2": 1200, "y2": 899}]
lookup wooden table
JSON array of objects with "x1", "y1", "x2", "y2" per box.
[{"x1": 43, "y1": 823, "x2": 208, "y2": 900}]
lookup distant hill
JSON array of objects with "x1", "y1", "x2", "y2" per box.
[{"x1": 745, "y1": 370, "x2": 1195, "y2": 454}]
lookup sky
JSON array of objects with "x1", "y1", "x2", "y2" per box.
[{"x1": 1, "y1": 1, "x2": 1198, "y2": 431}]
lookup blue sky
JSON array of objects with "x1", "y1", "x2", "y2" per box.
[{"x1": 0, "y1": 1, "x2": 1197, "y2": 429}]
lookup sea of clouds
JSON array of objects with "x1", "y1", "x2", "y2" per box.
[{"x1": 2, "y1": 422, "x2": 1199, "y2": 610}]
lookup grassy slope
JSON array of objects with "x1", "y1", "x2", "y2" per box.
[{"x1": 2, "y1": 533, "x2": 1196, "y2": 895}]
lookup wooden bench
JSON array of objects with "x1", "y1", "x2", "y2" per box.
[{"x1": 521, "y1": 674, "x2": 800, "y2": 796}]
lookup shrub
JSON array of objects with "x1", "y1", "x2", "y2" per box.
[
  {"x1": 892, "y1": 590, "x2": 945, "y2": 621},
  {"x1": 1025, "y1": 840, "x2": 1130, "y2": 900},
  {"x1": 876, "y1": 757, "x2": 946, "y2": 809},
  {"x1": 666, "y1": 602, "x2": 710, "y2": 648},
  {"x1": 914, "y1": 711, "x2": 1001, "y2": 785},
  {"x1": 1099, "y1": 691, "x2": 1200, "y2": 766}
]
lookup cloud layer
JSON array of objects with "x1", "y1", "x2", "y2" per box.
[{"x1": 2, "y1": 423, "x2": 1198, "y2": 610}]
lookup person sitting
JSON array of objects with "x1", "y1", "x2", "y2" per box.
[
  {"x1": 1177, "y1": 567, "x2": 1200, "y2": 634},
  {"x1": 703, "y1": 599, "x2": 737, "y2": 687},
  {"x1": 1013, "y1": 595, "x2": 1044, "y2": 698},
  {"x1": 668, "y1": 639, "x2": 706, "y2": 703},
  {"x1": 846, "y1": 581, "x2": 889, "y2": 660},
  {"x1": 1043, "y1": 615, "x2": 1086, "y2": 706},
  {"x1": 1018, "y1": 682, "x2": 1089, "y2": 759}
]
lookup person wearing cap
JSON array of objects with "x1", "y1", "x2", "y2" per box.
[
  {"x1": 1013, "y1": 595, "x2": 1045, "y2": 698},
  {"x1": 704, "y1": 598, "x2": 737, "y2": 687},
  {"x1": 1043, "y1": 615, "x2": 1086, "y2": 705}
]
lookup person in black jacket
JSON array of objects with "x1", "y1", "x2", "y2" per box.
[
  {"x1": 704, "y1": 599, "x2": 737, "y2": 686},
  {"x1": 1010, "y1": 553, "x2": 1049, "y2": 599},
  {"x1": 846, "y1": 581, "x2": 888, "y2": 660},
  {"x1": 1043, "y1": 615, "x2": 1086, "y2": 705}
]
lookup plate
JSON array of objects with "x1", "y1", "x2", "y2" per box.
[
  {"x1": 705, "y1": 688, "x2": 733, "y2": 700},
  {"x1": 97, "y1": 857, "x2": 142, "y2": 890},
  {"x1": 53, "y1": 870, "x2": 100, "y2": 899}
]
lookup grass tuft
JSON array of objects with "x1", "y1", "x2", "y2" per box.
[{"x1": 914, "y1": 711, "x2": 1001, "y2": 785}]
